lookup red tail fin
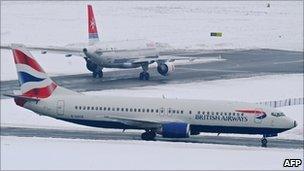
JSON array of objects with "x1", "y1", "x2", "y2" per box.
[{"x1": 87, "y1": 4, "x2": 99, "y2": 43}]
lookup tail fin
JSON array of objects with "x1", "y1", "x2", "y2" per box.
[
  {"x1": 11, "y1": 44, "x2": 57, "y2": 99},
  {"x1": 87, "y1": 4, "x2": 100, "y2": 44}
]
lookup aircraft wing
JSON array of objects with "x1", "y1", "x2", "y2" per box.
[
  {"x1": 103, "y1": 115, "x2": 162, "y2": 129},
  {"x1": 131, "y1": 55, "x2": 221, "y2": 64},
  {"x1": 1, "y1": 43, "x2": 85, "y2": 57},
  {"x1": 103, "y1": 115, "x2": 183, "y2": 129}
]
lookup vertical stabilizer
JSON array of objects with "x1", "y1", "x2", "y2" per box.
[
  {"x1": 87, "y1": 4, "x2": 100, "y2": 44},
  {"x1": 11, "y1": 44, "x2": 57, "y2": 99}
]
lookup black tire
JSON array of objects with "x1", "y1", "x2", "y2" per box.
[
  {"x1": 92, "y1": 72, "x2": 98, "y2": 78},
  {"x1": 98, "y1": 71, "x2": 103, "y2": 78},
  {"x1": 144, "y1": 73, "x2": 150, "y2": 80},
  {"x1": 261, "y1": 138, "x2": 267, "y2": 147},
  {"x1": 139, "y1": 72, "x2": 144, "y2": 80},
  {"x1": 141, "y1": 131, "x2": 156, "y2": 141}
]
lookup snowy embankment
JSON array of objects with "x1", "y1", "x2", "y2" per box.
[
  {"x1": 1, "y1": 74, "x2": 303, "y2": 140},
  {"x1": 1, "y1": 136, "x2": 302, "y2": 170},
  {"x1": 1, "y1": 1, "x2": 303, "y2": 80}
]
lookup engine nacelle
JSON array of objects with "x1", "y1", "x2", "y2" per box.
[
  {"x1": 161, "y1": 122, "x2": 190, "y2": 138},
  {"x1": 86, "y1": 59, "x2": 98, "y2": 72},
  {"x1": 157, "y1": 62, "x2": 175, "y2": 76}
]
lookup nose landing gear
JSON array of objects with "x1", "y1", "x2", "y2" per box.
[{"x1": 261, "y1": 136, "x2": 268, "y2": 147}]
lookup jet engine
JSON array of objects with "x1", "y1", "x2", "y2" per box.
[
  {"x1": 157, "y1": 62, "x2": 175, "y2": 76},
  {"x1": 160, "y1": 122, "x2": 190, "y2": 138}
]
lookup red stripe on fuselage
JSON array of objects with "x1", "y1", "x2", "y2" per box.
[
  {"x1": 13, "y1": 49, "x2": 45, "y2": 73},
  {"x1": 22, "y1": 83, "x2": 57, "y2": 98},
  {"x1": 235, "y1": 109, "x2": 264, "y2": 114}
]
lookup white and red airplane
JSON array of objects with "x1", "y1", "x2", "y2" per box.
[
  {"x1": 2, "y1": 5, "x2": 211, "y2": 80},
  {"x1": 5, "y1": 44, "x2": 297, "y2": 147}
]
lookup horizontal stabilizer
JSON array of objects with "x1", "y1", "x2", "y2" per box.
[{"x1": 3, "y1": 93, "x2": 40, "y2": 102}]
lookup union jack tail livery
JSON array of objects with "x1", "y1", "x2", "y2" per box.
[
  {"x1": 87, "y1": 4, "x2": 99, "y2": 44},
  {"x1": 12, "y1": 44, "x2": 57, "y2": 99}
]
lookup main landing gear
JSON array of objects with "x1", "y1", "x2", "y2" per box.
[
  {"x1": 139, "y1": 63, "x2": 150, "y2": 80},
  {"x1": 92, "y1": 68, "x2": 103, "y2": 78},
  {"x1": 261, "y1": 135, "x2": 268, "y2": 147},
  {"x1": 141, "y1": 130, "x2": 156, "y2": 141}
]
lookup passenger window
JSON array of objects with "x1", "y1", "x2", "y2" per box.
[
  {"x1": 87, "y1": 107, "x2": 90, "y2": 110},
  {"x1": 189, "y1": 110, "x2": 192, "y2": 114},
  {"x1": 104, "y1": 107, "x2": 107, "y2": 110},
  {"x1": 126, "y1": 108, "x2": 128, "y2": 112},
  {"x1": 108, "y1": 107, "x2": 110, "y2": 111},
  {"x1": 160, "y1": 109, "x2": 163, "y2": 113},
  {"x1": 173, "y1": 110, "x2": 175, "y2": 114},
  {"x1": 198, "y1": 111, "x2": 201, "y2": 114},
  {"x1": 117, "y1": 108, "x2": 120, "y2": 111},
  {"x1": 181, "y1": 110, "x2": 183, "y2": 114},
  {"x1": 168, "y1": 110, "x2": 171, "y2": 113},
  {"x1": 142, "y1": 109, "x2": 145, "y2": 112},
  {"x1": 121, "y1": 108, "x2": 124, "y2": 111},
  {"x1": 91, "y1": 107, "x2": 94, "y2": 110},
  {"x1": 112, "y1": 108, "x2": 115, "y2": 111},
  {"x1": 95, "y1": 107, "x2": 98, "y2": 110},
  {"x1": 207, "y1": 111, "x2": 209, "y2": 114},
  {"x1": 138, "y1": 109, "x2": 141, "y2": 112},
  {"x1": 156, "y1": 109, "x2": 158, "y2": 113},
  {"x1": 177, "y1": 110, "x2": 179, "y2": 114},
  {"x1": 134, "y1": 109, "x2": 137, "y2": 112},
  {"x1": 83, "y1": 106, "x2": 85, "y2": 110},
  {"x1": 99, "y1": 107, "x2": 102, "y2": 110},
  {"x1": 75, "y1": 106, "x2": 78, "y2": 109},
  {"x1": 79, "y1": 106, "x2": 82, "y2": 110},
  {"x1": 151, "y1": 109, "x2": 154, "y2": 113},
  {"x1": 130, "y1": 108, "x2": 133, "y2": 112}
]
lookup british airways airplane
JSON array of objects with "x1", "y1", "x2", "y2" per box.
[
  {"x1": 1, "y1": 5, "x2": 203, "y2": 80},
  {"x1": 5, "y1": 44, "x2": 297, "y2": 147}
]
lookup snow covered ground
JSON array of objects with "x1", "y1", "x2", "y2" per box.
[
  {"x1": 1, "y1": 136, "x2": 302, "y2": 170},
  {"x1": 1, "y1": 1, "x2": 303, "y2": 80},
  {"x1": 1, "y1": 74, "x2": 303, "y2": 140}
]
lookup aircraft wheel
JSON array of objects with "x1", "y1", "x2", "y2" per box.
[
  {"x1": 141, "y1": 131, "x2": 156, "y2": 141},
  {"x1": 92, "y1": 72, "x2": 98, "y2": 78},
  {"x1": 139, "y1": 72, "x2": 144, "y2": 80},
  {"x1": 261, "y1": 137, "x2": 267, "y2": 147},
  {"x1": 143, "y1": 72, "x2": 150, "y2": 80},
  {"x1": 98, "y1": 71, "x2": 103, "y2": 78}
]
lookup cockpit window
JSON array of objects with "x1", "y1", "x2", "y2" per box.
[{"x1": 271, "y1": 112, "x2": 285, "y2": 117}]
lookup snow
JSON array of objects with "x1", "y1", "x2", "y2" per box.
[
  {"x1": 1, "y1": 136, "x2": 302, "y2": 170},
  {"x1": 1, "y1": 1, "x2": 303, "y2": 80},
  {"x1": 1, "y1": 74, "x2": 303, "y2": 140}
]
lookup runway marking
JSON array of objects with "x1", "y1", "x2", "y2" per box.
[
  {"x1": 274, "y1": 60, "x2": 304, "y2": 65},
  {"x1": 177, "y1": 67, "x2": 249, "y2": 73}
]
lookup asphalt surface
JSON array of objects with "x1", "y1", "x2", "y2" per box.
[
  {"x1": 1, "y1": 49, "x2": 303, "y2": 99},
  {"x1": 1, "y1": 49, "x2": 303, "y2": 148},
  {"x1": 1, "y1": 126, "x2": 303, "y2": 149}
]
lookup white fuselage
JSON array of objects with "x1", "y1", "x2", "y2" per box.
[
  {"x1": 76, "y1": 39, "x2": 159, "y2": 69},
  {"x1": 23, "y1": 92, "x2": 295, "y2": 135}
]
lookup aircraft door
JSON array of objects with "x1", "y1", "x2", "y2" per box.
[{"x1": 56, "y1": 100, "x2": 65, "y2": 115}]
